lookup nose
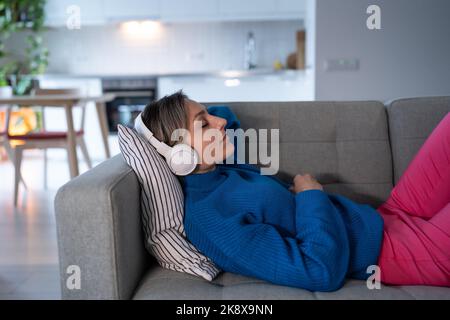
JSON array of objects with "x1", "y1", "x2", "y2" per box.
[{"x1": 212, "y1": 115, "x2": 227, "y2": 132}]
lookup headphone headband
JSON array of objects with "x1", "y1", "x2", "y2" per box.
[
  {"x1": 133, "y1": 112, "x2": 199, "y2": 176},
  {"x1": 134, "y1": 113, "x2": 171, "y2": 158}
]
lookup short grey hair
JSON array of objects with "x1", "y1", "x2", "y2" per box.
[{"x1": 141, "y1": 90, "x2": 189, "y2": 147}]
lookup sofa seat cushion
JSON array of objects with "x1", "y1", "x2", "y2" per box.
[{"x1": 132, "y1": 267, "x2": 450, "y2": 300}]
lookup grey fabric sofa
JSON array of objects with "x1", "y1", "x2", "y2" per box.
[{"x1": 54, "y1": 96, "x2": 450, "y2": 300}]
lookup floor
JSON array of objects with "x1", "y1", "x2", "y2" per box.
[{"x1": 0, "y1": 149, "x2": 101, "y2": 300}]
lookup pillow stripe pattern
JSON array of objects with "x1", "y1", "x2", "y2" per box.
[{"x1": 118, "y1": 125, "x2": 220, "y2": 281}]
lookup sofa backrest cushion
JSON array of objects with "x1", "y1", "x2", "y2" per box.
[
  {"x1": 206, "y1": 101, "x2": 393, "y2": 208},
  {"x1": 386, "y1": 96, "x2": 450, "y2": 184},
  {"x1": 117, "y1": 125, "x2": 220, "y2": 281}
]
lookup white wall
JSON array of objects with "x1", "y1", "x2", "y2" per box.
[
  {"x1": 8, "y1": 20, "x2": 303, "y2": 75},
  {"x1": 304, "y1": 0, "x2": 316, "y2": 96},
  {"x1": 314, "y1": 0, "x2": 450, "y2": 101}
]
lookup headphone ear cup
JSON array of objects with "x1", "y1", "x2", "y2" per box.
[{"x1": 167, "y1": 144, "x2": 199, "y2": 176}]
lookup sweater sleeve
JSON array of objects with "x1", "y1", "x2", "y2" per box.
[{"x1": 186, "y1": 189, "x2": 350, "y2": 292}]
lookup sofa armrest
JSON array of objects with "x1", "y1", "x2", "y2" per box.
[{"x1": 55, "y1": 155, "x2": 152, "y2": 299}]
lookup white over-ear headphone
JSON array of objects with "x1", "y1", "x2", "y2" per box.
[{"x1": 134, "y1": 113, "x2": 199, "y2": 176}]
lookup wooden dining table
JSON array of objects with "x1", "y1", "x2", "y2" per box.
[{"x1": 0, "y1": 93, "x2": 115, "y2": 178}]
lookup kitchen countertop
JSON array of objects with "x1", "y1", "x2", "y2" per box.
[{"x1": 39, "y1": 68, "x2": 312, "y2": 80}]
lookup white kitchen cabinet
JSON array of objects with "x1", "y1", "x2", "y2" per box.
[
  {"x1": 219, "y1": 0, "x2": 276, "y2": 16},
  {"x1": 45, "y1": 0, "x2": 304, "y2": 26},
  {"x1": 160, "y1": 0, "x2": 219, "y2": 22},
  {"x1": 157, "y1": 70, "x2": 314, "y2": 103},
  {"x1": 277, "y1": 0, "x2": 306, "y2": 13},
  {"x1": 45, "y1": 0, "x2": 106, "y2": 27},
  {"x1": 217, "y1": 0, "x2": 305, "y2": 21},
  {"x1": 161, "y1": 0, "x2": 306, "y2": 22},
  {"x1": 45, "y1": 0, "x2": 161, "y2": 26},
  {"x1": 162, "y1": 0, "x2": 305, "y2": 23},
  {"x1": 104, "y1": 0, "x2": 160, "y2": 21}
]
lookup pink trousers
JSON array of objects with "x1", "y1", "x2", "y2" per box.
[{"x1": 377, "y1": 112, "x2": 450, "y2": 286}]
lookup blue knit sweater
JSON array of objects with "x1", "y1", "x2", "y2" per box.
[{"x1": 182, "y1": 107, "x2": 384, "y2": 292}]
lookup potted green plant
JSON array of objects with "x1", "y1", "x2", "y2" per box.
[
  {"x1": 11, "y1": 34, "x2": 49, "y2": 95},
  {"x1": 0, "y1": 60, "x2": 12, "y2": 95},
  {"x1": 0, "y1": 68, "x2": 13, "y2": 98},
  {"x1": 1, "y1": 0, "x2": 48, "y2": 136},
  {"x1": 0, "y1": 0, "x2": 48, "y2": 96},
  {"x1": 0, "y1": 1, "x2": 13, "y2": 97}
]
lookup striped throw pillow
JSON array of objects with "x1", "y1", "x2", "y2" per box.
[{"x1": 117, "y1": 124, "x2": 221, "y2": 281}]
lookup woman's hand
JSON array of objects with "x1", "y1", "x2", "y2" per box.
[{"x1": 289, "y1": 174, "x2": 323, "y2": 194}]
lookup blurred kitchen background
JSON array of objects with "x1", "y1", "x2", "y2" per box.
[
  {"x1": 2, "y1": 0, "x2": 450, "y2": 163},
  {"x1": 0, "y1": 0, "x2": 449, "y2": 299}
]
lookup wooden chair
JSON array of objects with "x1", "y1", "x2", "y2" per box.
[
  {"x1": 0, "y1": 106, "x2": 27, "y2": 188},
  {"x1": 6, "y1": 88, "x2": 92, "y2": 206}
]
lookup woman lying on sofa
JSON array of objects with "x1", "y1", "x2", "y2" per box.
[{"x1": 135, "y1": 91, "x2": 450, "y2": 291}]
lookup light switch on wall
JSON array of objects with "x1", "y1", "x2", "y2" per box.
[{"x1": 324, "y1": 58, "x2": 359, "y2": 71}]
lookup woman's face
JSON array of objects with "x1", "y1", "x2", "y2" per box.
[{"x1": 183, "y1": 99, "x2": 235, "y2": 172}]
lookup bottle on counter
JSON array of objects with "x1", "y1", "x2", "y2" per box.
[{"x1": 244, "y1": 31, "x2": 257, "y2": 70}]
